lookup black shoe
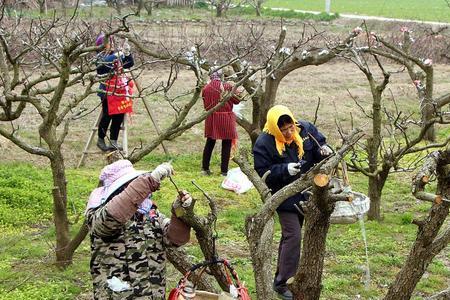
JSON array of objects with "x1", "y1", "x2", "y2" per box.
[
  {"x1": 274, "y1": 286, "x2": 293, "y2": 300},
  {"x1": 201, "y1": 169, "x2": 212, "y2": 176},
  {"x1": 110, "y1": 140, "x2": 123, "y2": 151},
  {"x1": 221, "y1": 172, "x2": 228, "y2": 177},
  {"x1": 97, "y1": 138, "x2": 112, "y2": 152}
]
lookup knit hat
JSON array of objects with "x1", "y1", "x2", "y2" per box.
[
  {"x1": 95, "y1": 33, "x2": 113, "y2": 47},
  {"x1": 263, "y1": 105, "x2": 304, "y2": 158}
]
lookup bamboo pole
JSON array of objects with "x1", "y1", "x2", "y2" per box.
[{"x1": 130, "y1": 71, "x2": 170, "y2": 156}]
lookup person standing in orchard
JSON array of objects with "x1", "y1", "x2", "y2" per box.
[
  {"x1": 201, "y1": 69, "x2": 241, "y2": 176},
  {"x1": 95, "y1": 33, "x2": 134, "y2": 152},
  {"x1": 253, "y1": 105, "x2": 333, "y2": 300}
]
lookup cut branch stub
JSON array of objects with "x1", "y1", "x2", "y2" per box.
[
  {"x1": 347, "y1": 193, "x2": 354, "y2": 202},
  {"x1": 313, "y1": 173, "x2": 329, "y2": 187},
  {"x1": 286, "y1": 277, "x2": 294, "y2": 285},
  {"x1": 422, "y1": 175, "x2": 430, "y2": 183}
]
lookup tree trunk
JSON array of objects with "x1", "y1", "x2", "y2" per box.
[
  {"x1": 422, "y1": 69, "x2": 435, "y2": 142},
  {"x1": 166, "y1": 247, "x2": 218, "y2": 292},
  {"x1": 255, "y1": 2, "x2": 262, "y2": 17},
  {"x1": 39, "y1": 0, "x2": 46, "y2": 14},
  {"x1": 421, "y1": 103, "x2": 436, "y2": 142},
  {"x1": 384, "y1": 153, "x2": 449, "y2": 299},
  {"x1": 115, "y1": 1, "x2": 122, "y2": 15},
  {"x1": 367, "y1": 175, "x2": 382, "y2": 220},
  {"x1": 89, "y1": 0, "x2": 93, "y2": 17},
  {"x1": 367, "y1": 166, "x2": 390, "y2": 221},
  {"x1": 289, "y1": 184, "x2": 332, "y2": 299},
  {"x1": 144, "y1": 0, "x2": 153, "y2": 15},
  {"x1": 216, "y1": 3, "x2": 223, "y2": 17},
  {"x1": 246, "y1": 217, "x2": 274, "y2": 300},
  {"x1": 193, "y1": 229, "x2": 230, "y2": 291},
  {"x1": 178, "y1": 208, "x2": 231, "y2": 292},
  {"x1": 366, "y1": 86, "x2": 383, "y2": 221},
  {"x1": 259, "y1": 75, "x2": 281, "y2": 130},
  {"x1": 136, "y1": 0, "x2": 145, "y2": 16},
  {"x1": 61, "y1": 0, "x2": 67, "y2": 17},
  {"x1": 50, "y1": 152, "x2": 72, "y2": 267}
]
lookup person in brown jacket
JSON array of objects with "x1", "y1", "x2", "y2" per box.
[{"x1": 85, "y1": 159, "x2": 192, "y2": 299}]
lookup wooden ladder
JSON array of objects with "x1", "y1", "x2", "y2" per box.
[{"x1": 77, "y1": 110, "x2": 128, "y2": 168}]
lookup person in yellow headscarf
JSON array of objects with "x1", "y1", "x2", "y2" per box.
[{"x1": 252, "y1": 105, "x2": 333, "y2": 300}]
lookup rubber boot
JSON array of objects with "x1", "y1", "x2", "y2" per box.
[
  {"x1": 110, "y1": 140, "x2": 123, "y2": 151},
  {"x1": 97, "y1": 138, "x2": 112, "y2": 152}
]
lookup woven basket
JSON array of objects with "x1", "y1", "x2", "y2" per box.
[{"x1": 168, "y1": 259, "x2": 250, "y2": 300}]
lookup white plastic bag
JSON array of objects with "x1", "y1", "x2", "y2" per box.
[
  {"x1": 107, "y1": 276, "x2": 131, "y2": 292},
  {"x1": 330, "y1": 191, "x2": 370, "y2": 224},
  {"x1": 232, "y1": 102, "x2": 245, "y2": 118},
  {"x1": 221, "y1": 167, "x2": 254, "y2": 194}
]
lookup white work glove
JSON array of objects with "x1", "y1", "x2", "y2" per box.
[
  {"x1": 320, "y1": 144, "x2": 334, "y2": 157},
  {"x1": 287, "y1": 162, "x2": 302, "y2": 176},
  {"x1": 123, "y1": 40, "x2": 131, "y2": 56},
  {"x1": 114, "y1": 51, "x2": 124, "y2": 58},
  {"x1": 150, "y1": 162, "x2": 174, "y2": 182}
]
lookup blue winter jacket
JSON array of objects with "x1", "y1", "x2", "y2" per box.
[
  {"x1": 253, "y1": 121, "x2": 327, "y2": 213},
  {"x1": 96, "y1": 51, "x2": 134, "y2": 97}
]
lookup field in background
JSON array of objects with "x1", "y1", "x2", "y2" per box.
[{"x1": 265, "y1": 0, "x2": 450, "y2": 22}]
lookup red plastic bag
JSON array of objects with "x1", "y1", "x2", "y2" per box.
[{"x1": 105, "y1": 75, "x2": 134, "y2": 115}]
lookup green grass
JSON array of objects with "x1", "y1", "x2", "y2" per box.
[
  {"x1": 265, "y1": 0, "x2": 450, "y2": 22},
  {"x1": 0, "y1": 153, "x2": 449, "y2": 299}
]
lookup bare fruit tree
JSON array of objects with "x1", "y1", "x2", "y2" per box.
[
  {"x1": 0, "y1": 14, "x2": 107, "y2": 266},
  {"x1": 246, "y1": 0, "x2": 266, "y2": 17},
  {"x1": 132, "y1": 24, "x2": 362, "y2": 145},
  {"x1": 211, "y1": 0, "x2": 232, "y2": 17},
  {"x1": 0, "y1": 10, "x2": 257, "y2": 267},
  {"x1": 344, "y1": 26, "x2": 450, "y2": 220},
  {"x1": 231, "y1": 26, "x2": 362, "y2": 144},
  {"x1": 367, "y1": 26, "x2": 450, "y2": 142}
]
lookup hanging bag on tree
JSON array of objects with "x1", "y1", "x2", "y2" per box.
[
  {"x1": 168, "y1": 259, "x2": 251, "y2": 300},
  {"x1": 329, "y1": 161, "x2": 370, "y2": 224}
]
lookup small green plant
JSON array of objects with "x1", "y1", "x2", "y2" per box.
[
  {"x1": 194, "y1": 1, "x2": 209, "y2": 9},
  {"x1": 401, "y1": 212, "x2": 413, "y2": 225}
]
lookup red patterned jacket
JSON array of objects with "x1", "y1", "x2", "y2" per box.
[{"x1": 202, "y1": 79, "x2": 240, "y2": 140}]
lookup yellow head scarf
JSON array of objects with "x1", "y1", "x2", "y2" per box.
[{"x1": 263, "y1": 105, "x2": 304, "y2": 158}]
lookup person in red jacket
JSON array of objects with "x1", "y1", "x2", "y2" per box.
[{"x1": 201, "y1": 70, "x2": 241, "y2": 176}]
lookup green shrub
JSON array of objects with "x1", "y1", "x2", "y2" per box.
[
  {"x1": 228, "y1": 6, "x2": 339, "y2": 21},
  {"x1": 194, "y1": 1, "x2": 209, "y2": 9},
  {"x1": 401, "y1": 212, "x2": 413, "y2": 225}
]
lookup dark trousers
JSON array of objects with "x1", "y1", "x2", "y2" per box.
[
  {"x1": 98, "y1": 95, "x2": 124, "y2": 140},
  {"x1": 274, "y1": 211, "x2": 302, "y2": 292},
  {"x1": 202, "y1": 138, "x2": 232, "y2": 174}
]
